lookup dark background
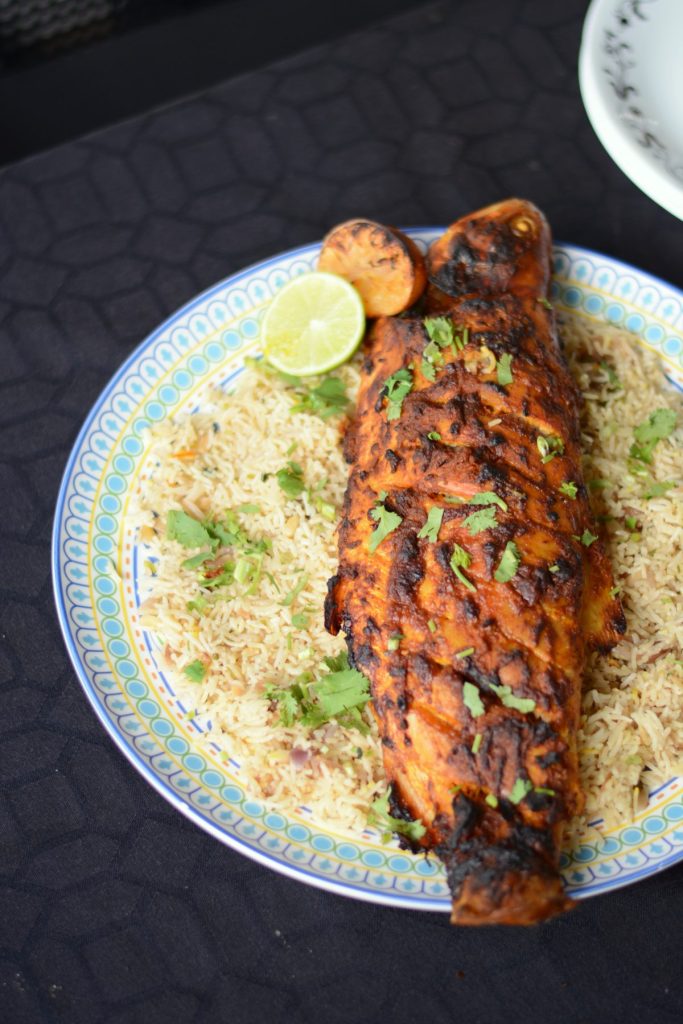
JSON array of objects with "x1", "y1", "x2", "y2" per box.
[{"x1": 1, "y1": 1, "x2": 682, "y2": 1022}]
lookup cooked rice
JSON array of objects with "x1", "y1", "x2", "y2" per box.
[{"x1": 131, "y1": 315, "x2": 683, "y2": 842}]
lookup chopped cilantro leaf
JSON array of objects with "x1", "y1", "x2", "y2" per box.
[
  {"x1": 624, "y1": 515, "x2": 638, "y2": 531},
  {"x1": 420, "y1": 358, "x2": 437, "y2": 382},
  {"x1": 427, "y1": 618, "x2": 437, "y2": 634},
  {"x1": 417, "y1": 506, "x2": 444, "y2": 543},
  {"x1": 266, "y1": 653, "x2": 370, "y2": 732},
  {"x1": 463, "y1": 681, "x2": 484, "y2": 717},
  {"x1": 630, "y1": 408, "x2": 677, "y2": 463},
  {"x1": 276, "y1": 461, "x2": 305, "y2": 499},
  {"x1": 643, "y1": 480, "x2": 676, "y2": 499},
  {"x1": 183, "y1": 659, "x2": 207, "y2": 683},
  {"x1": 509, "y1": 778, "x2": 533, "y2": 804},
  {"x1": 609, "y1": 586, "x2": 621, "y2": 599},
  {"x1": 578, "y1": 529, "x2": 598, "y2": 547},
  {"x1": 471, "y1": 733, "x2": 482, "y2": 754},
  {"x1": 485, "y1": 794, "x2": 499, "y2": 808},
  {"x1": 383, "y1": 367, "x2": 413, "y2": 421},
  {"x1": 186, "y1": 596, "x2": 208, "y2": 615},
  {"x1": 457, "y1": 647, "x2": 475, "y2": 659},
  {"x1": 423, "y1": 316, "x2": 453, "y2": 348},
  {"x1": 167, "y1": 509, "x2": 212, "y2": 549},
  {"x1": 387, "y1": 633, "x2": 404, "y2": 652},
  {"x1": 534, "y1": 787, "x2": 556, "y2": 797},
  {"x1": 559, "y1": 481, "x2": 578, "y2": 499},
  {"x1": 537, "y1": 297, "x2": 553, "y2": 311},
  {"x1": 427, "y1": 431, "x2": 442, "y2": 441},
  {"x1": 490, "y1": 683, "x2": 535, "y2": 714},
  {"x1": 496, "y1": 352, "x2": 513, "y2": 386},
  {"x1": 291, "y1": 612, "x2": 310, "y2": 629},
  {"x1": 494, "y1": 540, "x2": 521, "y2": 583},
  {"x1": 368, "y1": 788, "x2": 426, "y2": 844},
  {"x1": 290, "y1": 376, "x2": 349, "y2": 420},
  {"x1": 181, "y1": 550, "x2": 213, "y2": 570},
  {"x1": 537, "y1": 434, "x2": 565, "y2": 464},
  {"x1": 449, "y1": 543, "x2": 476, "y2": 592},
  {"x1": 548, "y1": 564, "x2": 560, "y2": 574},
  {"x1": 467, "y1": 491, "x2": 508, "y2": 511},
  {"x1": 463, "y1": 506, "x2": 498, "y2": 535},
  {"x1": 369, "y1": 503, "x2": 402, "y2": 553}
]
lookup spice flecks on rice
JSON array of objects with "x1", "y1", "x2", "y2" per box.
[{"x1": 132, "y1": 317, "x2": 682, "y2": 842}]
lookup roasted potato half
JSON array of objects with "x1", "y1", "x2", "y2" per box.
[{"x1": 317, "y1": 219, "x2": 427, "y2": 317}]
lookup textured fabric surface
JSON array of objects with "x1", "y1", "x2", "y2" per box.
[{"x1": 1, "y1": 1, "x2": 682, "y2": 1022}]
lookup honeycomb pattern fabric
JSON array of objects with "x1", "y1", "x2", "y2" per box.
[{"x1": 1, "y1": 1, "x2": 682, "y2": 1022}]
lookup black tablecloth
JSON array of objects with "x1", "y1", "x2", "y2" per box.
[{"x1": 2, "y1": 2, "x2": 682, "y2": 1022}]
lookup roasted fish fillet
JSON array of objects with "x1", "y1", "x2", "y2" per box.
[{"x1": 325, "y1": 199, "x2": 626, "y2": 925}]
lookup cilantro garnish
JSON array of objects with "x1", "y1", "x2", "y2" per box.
[
  {"x1": 420, "y1": 358, "x2": 437, "y2": 382},
  {"x1": 387, "y1": 633, "x2": 404, "y2": 652},
  {"x1": 494, "y1": 540, "x2": 521, "y2": 583},
  {"x1": 183, "y1": 659, "x2": 206, "y2": 683},
  {"x1": 559, "y1": 481, "x2": 578, "y2": 499},
  {"x1": 509, "y1": 778, "x2": 533, "y2": 804},
  {"x1": 276, "y1": 461, "x2": 305, "y2": 499},
  {"x1": 290, "y1": 376, "x2": 349, "y2": 420},
  {"x1": 537, "y1": 434, "x2": 565, "y2": 464},
  {"x1": 576, "y1": 529, "x2": 598, "y2": 547},
  {"x1": 467, "y1": 491, "x2": 508, "y2": 512},
  {"x1": 463, "y1": 681, "x2": 484, "y2": 717},
  {"x1": 383, "y1": 367, "x2": 413, "y2": 421},
  {"x1": 630, "y1": 408, "x2": 677, "y2": 463},
  {"x1": 643, "y1": 480, "x2": 676, "y2": 499},
  {"x1": 463, "y1": 506, "x2": 498, "y2": 535},
  {"x1": 181, "y1": 550, "x2": 213, "y2": 570},
  {"x1": 369, "y1": 502, "x2": 402, "y2": 553},
  {"x1": 290, "y1": 612, "x2": 310, "y2": 629},
  {"x1": 423, "y1": 317, "x2": 453, "y2": 348},
  {"x1": 496, "y1": 353, "x2": 513, "y2": 386},
  {"x1": 485, "y1": 794, "x2": 499, "y2": 808},
  {"x1": 624, "y1": 515, "x2": 638, "y2": 531},
  {"x1": 368, "y1": 787, "x2": 426, "y2": 843},
  {"x1": 456, "y1": 647, "x2": 474, "y2": 659},
  {"x1": 471, "y1": 733, "x2": 482, "y2": 754},
  {"x1": 427, "y1": 619, "x2": 437, "y2": 634},
  {"x1": 417, "y1": 506, "x2": 444, "y2": 543},
  {"x1": 537, "y1": 297, "x2": 553, "y2": 311},
  {"x1": 449, "y1": 543, "x2": 476, "y2": 591},
  {"x1": 186, "y1": 596, "x2": 208, "y2": 615},
  {"x1": 265, "y1": 652, "x2": 370, "y2": 733},
  {"x1": 427, "y1": 431, "x2": 442, "y2": 441},
  {"x1": 167, "y1": 509, "x2": 213, "y2": 549},
  {"x1": 548, "y1": 564, "x2": 560, "y2": 574},
  {"x1": 490, "y1": 683, "x2": 535, "y2": 714}
]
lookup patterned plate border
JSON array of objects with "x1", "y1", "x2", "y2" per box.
[{"x1": 52, "y1": 234, "x2": 683, "y2": 911}]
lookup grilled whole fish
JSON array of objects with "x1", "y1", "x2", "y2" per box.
[{"x1": 325, "y1": 199, "x2": 626, "y2": 925}]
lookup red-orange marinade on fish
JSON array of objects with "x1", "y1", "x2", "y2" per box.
[{"x1": 325, "y1": 199, "x2": 625, "y2": 925}]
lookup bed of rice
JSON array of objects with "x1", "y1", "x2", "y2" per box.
[{"x1": 131, "y1": 315, "x2": 682, "y2": 842}]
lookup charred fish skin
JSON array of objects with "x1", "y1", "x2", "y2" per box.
[{"x1": 327, "y1": 199, "x2": 624, "y2": 926}]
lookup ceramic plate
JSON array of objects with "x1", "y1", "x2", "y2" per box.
[
  {"x1": 580, "y1": 0, "x2": 683, "y2": 220},
  {"x1": 53, "y1": 233, "x2": 683, "y2": 911}
]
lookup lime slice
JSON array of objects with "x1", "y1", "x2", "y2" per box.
[{"x1": 261, "y1": 271, "x2": 365, "y2": 376}]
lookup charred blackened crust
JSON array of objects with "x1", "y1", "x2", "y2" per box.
[{"x1": 438, "y1": 793, "x2": 573, "y2": 925}]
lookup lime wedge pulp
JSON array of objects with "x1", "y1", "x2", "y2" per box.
[{"x1": 261, "y1": 271, "x2": 366, "y2": 376}]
